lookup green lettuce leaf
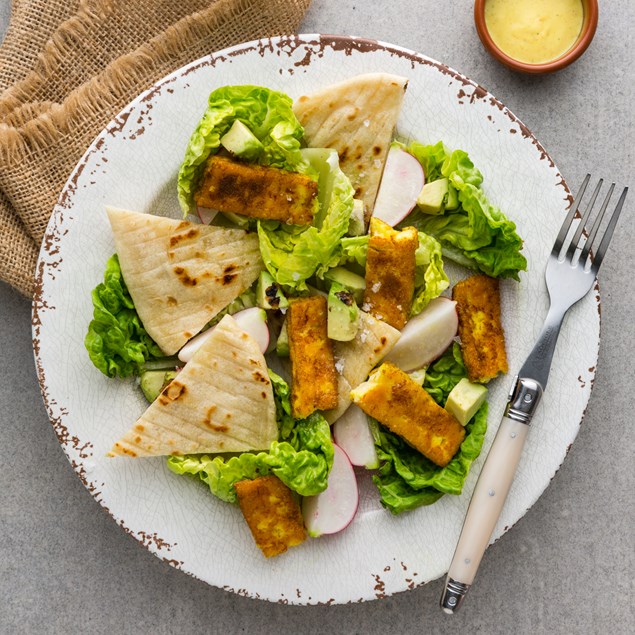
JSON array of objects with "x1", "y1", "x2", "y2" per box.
[
  {"x1": 167, "y1": 372, "x2": 334, "y2": 503},
  {"x1": 411, "y1": 232, "x2": 450, "y2": 315},
  {"x1": 257, "y1": 148, "x2": 354, "y2": 291},
  {"x1": 177, "y1": 85, "x2": 309, "y2": 214},
  {"x1": 335, "y1": 230, "x2": 448, "y2": 315},
  {"x1": 84, "y1": 255, "x2": 163, "y2": 378},
  {"x1": 370, "y1": 344, "x2": 488, "y2": 514},
  {"x1": 403, "y1": 142, "x2": 527, "y2": 280}
]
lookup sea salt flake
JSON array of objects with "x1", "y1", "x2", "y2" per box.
[{"x1": 371, "y1": 282, "x2": 382, "y2": 293}]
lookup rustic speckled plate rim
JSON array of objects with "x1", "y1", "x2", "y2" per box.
[{"x1": 32, "y1": 34, "x2": 600, "y2": 605}]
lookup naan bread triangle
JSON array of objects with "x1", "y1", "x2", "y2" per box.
[
  {"x1": 293, "y1": 73, "x2": 408, "y2": 222},
  {"x1": 107, "y1": 206, "x2": 263, "y2": 355},
  {"x1": 109, "y1": 315, "x2": 278, "y2": 457},
  {"x1": 323, "y1": 311, "x2": 401, "y2": 423}
]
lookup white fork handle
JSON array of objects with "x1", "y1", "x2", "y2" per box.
[{"x1": 441, "y1": 416, "x2": 529, "y2": 612}]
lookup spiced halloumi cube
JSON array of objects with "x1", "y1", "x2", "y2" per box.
[
  {"x1": 452, "y1": 275, "x2": 508, "y2": 383},
  {"x1": 351, "y1": 362, "x2": 465, "y2": 467},
  {"x1": 234, "y1": 476, "x2": 307, "y2": 558},
  {"x1": 363, "y1": 218, "x2": 418, "y2": 329},
  {"x1": 195, "y1": 155, "x2": 318, "y2": 225},
  {"x1": 288, "y1": 296, "x2": 339, "y2": 418}
]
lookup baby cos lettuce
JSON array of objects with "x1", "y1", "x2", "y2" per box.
[
  {"x1": 85, "y1": 255, "x2": 163, "y2": 377},
  {"x1": 370, "y1": 344, "x2": 488, "y2": 514},
  {"x1": 167, "y1": 370, "x2": 334, "y2": 503},
  {"x1": 258, "y1": 148, "x2": 354, "y2": 291},
  {"x1": 402, "y1": 141, "x2": 527, "y2": 280},
  {"x1": 177, "y1": 85, "x2": 310, "y2": 214}
]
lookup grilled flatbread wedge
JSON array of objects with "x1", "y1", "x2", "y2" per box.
[
  {"x1": 107, "y1": 206, "x2": 263, "y2": 355},
  {"x1": 323, "y1": 310, "x2": 401, "y2": 423},
  {"x1": 293, "y1": 73, "x2": 408, "y2": 222},
  {"x1": 108, "y1": 315, "x2": 277, "y2": 457}
]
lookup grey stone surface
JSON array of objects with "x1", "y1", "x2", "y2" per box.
[{"x1": 1, "y1": 1, "x2": 633, "y2": 633}]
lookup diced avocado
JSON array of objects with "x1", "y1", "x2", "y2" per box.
[
  {"x1": 256, "y1": 271, "x2": 289, "y2": 310},
  {"x1": 347, "y1": 198, "x2": 366, "y2": 236},
  {"x1": 327, "y1": 282, "x2": 360, "y2": 341},
  {"x1": 140, "y1": 369, "x2": 179, "y2": 403},
  {"x1": 416, "y1": 178, "x2": 449, "y2": 214},
  {"x1": 219, "y1": 211, "x2": 250, "y2": 228},
  {"x1": 408, "y1": 368, "x2": 427, "y2": 386},
  {"x1": 445, "y1": 184, "x2": 459, "y2": 210},
  {"x1": 220, "y1": 120, "x2": 263, "y2": 160},
  {"x1": 276, "y1": 319, "x2": 289, "y2": 357},
  {"x1": 445, "y1": 378, "x2": 488, "y2": 426},
  {"x1": 323, "y1": 267, "x2": 366, "y2": 305}
]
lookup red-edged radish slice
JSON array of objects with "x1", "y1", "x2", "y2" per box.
[
  {"x1": 302, "y1": 444, "x2": 359, "y2": 537},
  {"x1": 384, "y1": 297, "x2": 458, "y2": 371},
  {"x1": 372, "y1": 146, "x2": 425, "y2": 226},
  {"x1": 333, "y1": 405, "x2": 379, "y2": 469},
  {"x1": 178, "y1": 308, "x2": 269, "y2": 363},
  {"x1": 232, "y1": 307, "x2": 270, "y2": 353},
  {"x1": 197, "y1": 206, "x2": 218, "y2": 225}
]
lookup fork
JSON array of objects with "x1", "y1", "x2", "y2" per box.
[{"x1": 440, "y1": 175, "x2": 628, "y2": 614}]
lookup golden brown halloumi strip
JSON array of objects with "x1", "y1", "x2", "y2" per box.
[
  {"x1": 363, "y1": 218, "x2": 418, "y2": 330},
  {"x1": 234, "y1": 476, "x2": 307, "y2": 558},
  {"x1": 288, "y1": 296, "x2": 339, "y2": 418},
  {"x1": 452, "y1": 275, "x2": 508, "y2": 383},
  {"x1": 194, "y1": 155, "x2": 318, "y2": 225},
  {"x1": 351, "y1": 362, "x2": 465, "y2": 467}
]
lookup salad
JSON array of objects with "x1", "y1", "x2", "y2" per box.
[{"x1": 85, "y1": 73, "x2": 526, "y2": 557}]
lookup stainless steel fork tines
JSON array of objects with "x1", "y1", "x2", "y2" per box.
[
  {"x1": 440, "y1": 175, "x2": 628, "y2": 614},
  {"x1": 519, "y1": 175, "x2": 628, "y2": 390},
  {"x1": 554, "y1": 174, "x2": 628, "y2": 275}
]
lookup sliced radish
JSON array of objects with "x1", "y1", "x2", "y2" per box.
[
  {"x1": 302, "y1": 444, "x2": 359, "y2": 537},
  {"x1": 372, "y1": 146, "x2": 425, "y2": 226},
  {"x1": 232, "y1": 307, "x2": 270, "y2": 353},
  {"x1": 197, "y1": 205, "x2": 218, "y2": 225},
  {"x1": 384, "y1": 297, "x2": 458, "y2": 372},
  {"x1": 178, "y1": 308, "x2": 269, "y2": 363},
  {"x1": 332, "y1": 405, "x2": 379, "y2": 469}
]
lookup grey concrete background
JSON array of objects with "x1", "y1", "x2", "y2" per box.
[{"x1": 1, "y1": 1, "x2": 633, "y2": 633}]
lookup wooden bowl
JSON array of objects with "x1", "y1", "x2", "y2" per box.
[{"x1": 474, "y1": 0, "x2": 598, "y2": 74}]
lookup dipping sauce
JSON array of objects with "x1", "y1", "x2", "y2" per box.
[{"x1": 484, "y1": 0, "x2": 584, "y2": 64}]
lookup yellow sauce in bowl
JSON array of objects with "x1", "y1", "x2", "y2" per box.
[{"x1": 484, "y1": 0, "x2": 584, "y2": 64}]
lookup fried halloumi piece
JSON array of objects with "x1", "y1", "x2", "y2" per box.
[
  {"x1": 363, "y1": 218, "x2": 418, "y2": 329},
  {"x1": 288, "y1": 296, "x2": 339, "y2": 418},
  {"x1": 351, "y1": 362, "x2": 465, "y2": 467},
  {"x1": 194, "y1": 155, "x2": 318, "y2": 225},
  {"x1": 234, "y1": 476, "x2": 307, "y2": 558},
  {"x1": 452, "y1": 275, "x2": 508, "y2": 383}
]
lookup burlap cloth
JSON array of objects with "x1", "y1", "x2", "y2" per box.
[{"x1": 0, "y1": 0, "x2": 311, "y2": 297}]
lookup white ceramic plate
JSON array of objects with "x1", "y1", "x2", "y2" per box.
[{"x1": 33, "y1": 35, "x2": 599, "y2": 605}]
